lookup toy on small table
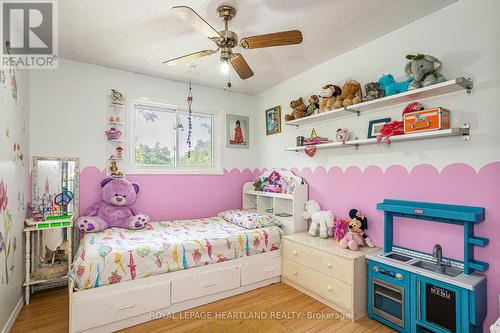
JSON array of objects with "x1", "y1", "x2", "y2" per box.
[
  {"x1": 303, "y1": 200, "x2": 334, "y2": 239},
  {"x1": 339, "y1": 209, "x2": 374, "y2": 251}
]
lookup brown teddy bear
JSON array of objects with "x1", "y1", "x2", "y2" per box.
[
  {"x1": 306, "y1": 95, "x2": 320, "y2": 116},
  {"x1": 333, "y1": 80, "x2": 363, "y2": 109},
  {"x1": 318, "y1": 84, "x2": 342, "y2": 113},
  {"x1": 285, "y1": 97, "x2": 307, "y2": 121}
]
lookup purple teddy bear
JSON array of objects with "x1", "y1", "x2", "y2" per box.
[{"x1": 76, "y1": 177, "x2": 150, "y2": 233}]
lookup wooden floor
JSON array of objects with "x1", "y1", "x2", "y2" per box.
[{"x1": 12, "y1": 283, "x2": 395, "y2": 333}]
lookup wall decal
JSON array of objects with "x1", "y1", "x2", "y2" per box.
[{"x1": 0, "y1": 180, "x2": 13, "y2": 284}]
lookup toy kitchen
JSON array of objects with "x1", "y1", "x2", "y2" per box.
[{"x1": 366, "y1": 200, "x2": 488, "y2": 333}]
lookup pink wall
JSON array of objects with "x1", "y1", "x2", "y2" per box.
[
  {"x1": 79, "y1": 167, "x2": 258, "y2": 221},
  {"x1": 288, "y1": 162, "x2": 499, "y2": 331},
  {"x1": 78, "y1": 163, "x2": 499, "y2": 330}
]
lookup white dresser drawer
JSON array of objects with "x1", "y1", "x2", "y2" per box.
[
  {"x1": 283, "y1": 258, "x2": 352, "y2": 310},
  {"x1": 283, "y1": 239, "x2": 352, "y2": 284},
  {"x1": 241, "y1": 256, "x2": 281, "y2": 286},
  {"x1": 171, "y1": 266, "x2": 240, "y2": 304},
  {"x1": 72, "y1": 278, "x2": 171, "y2": 332}
]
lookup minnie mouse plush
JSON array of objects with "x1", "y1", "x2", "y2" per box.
[{"x1": 339, "y1": 209, "x2": 375, "y2": 250}]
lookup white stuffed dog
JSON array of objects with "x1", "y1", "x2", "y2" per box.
[{"x1": 303, "y1": 200, "x2": 334, "y2": 238}]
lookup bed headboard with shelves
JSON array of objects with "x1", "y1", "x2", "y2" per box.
[{"x1": 242, "y1": 182, "x2": 308, "y2": 235}]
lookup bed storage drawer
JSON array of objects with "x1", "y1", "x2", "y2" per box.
[
  {"x1": 171, "y1": 265, "x2": 241, "y2": 304},
  {"x1": 283, "y1": 258, "x2": 352, "y2": 309},
  {"x1": 71, "y1": 278, "x2": 171, "y2": 332},
  {"x1": 241, "y1": 256, "x2": 281, "y2": 286}
]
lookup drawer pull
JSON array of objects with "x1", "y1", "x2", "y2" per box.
[
  {"x1": 293, "y1": 250, "x2": 298, "y2": 255},
  {"x1": 202, "y1": 281, "x2": 217, "y2": 288},
  {"x1": 327, "y1": 286, "x2": 332, "y2": 292},
  {"x1": 327, "y1": 263, "x2": 333, "y2": 268},
  {"x1": 293, "y1": 271, "x2": 298, "y2": 276},
  {"x1": 263, "y1": 267, "x2": 275, "y2": 273},
  {"x1": 118, "y1": 304, "x2": 135, "y2": 311}
]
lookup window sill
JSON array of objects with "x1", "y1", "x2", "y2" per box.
[{"x1": 127, "y1": 166, "x2": 224, "y2": 175}]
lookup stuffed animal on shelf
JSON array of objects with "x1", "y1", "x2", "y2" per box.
[
  {"x1": 76, "y1": 177, "x2": 150, "y2": 233},
  {"x1": 378, "y1": 74, "x2": 413, "y2": 96},
  {"x1": 333, "y1": 80, "x2": 362, "y2": 109},
  {"x1": 306, "y1": 95, "x2": 320, "y2": 116},
  {"x1": 335, "y1": 128, "x2": 349, "y2": 144},
  {"x1": 377, "y1": 102, "x2": 424, "y2": 144},
  {"x1": 303, "y1": 200, "x2": 334, "y2": 239},
  {"x1": 318, "y1": 84, "x2": 342, "y2": 113},
  {"x1": 339, "y1": 209, "x2": 374, "y2": 251},
  {"x1": 333, "y1": 216, "x2": 350, "y2": 241},
  {"x1": 363, "y1": 82, "x2": 385, "y2": 101},
  {"x1": 405, "y1": 54, "x2": 447, "y2": 91},
  {"x1": 285, "y1": 97, "x2": 307, "y2": 121},
  {"x1": 253, "y1": 176, "x2": 269, "y2": 191},
  {"x1": 263, "y1": 170, "x2": 282, "y2": 193}
]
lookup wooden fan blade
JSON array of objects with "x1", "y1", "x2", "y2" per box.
[
  {"x1": 163, "y1": 50, "x2": 215, "y2": 66},
  {"x1": 231, "y1": 53, "x2": 254, "y2": 80},
  {"x1": 172, "y1": 6, "x2": 222, "y2": 39},
  {"x1": 240, "y1": 30, "x2": 303, "y2": 49}
]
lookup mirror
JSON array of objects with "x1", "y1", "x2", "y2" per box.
[{"x1": 32, "y1": 156, "x2": 80, "y2": 221}]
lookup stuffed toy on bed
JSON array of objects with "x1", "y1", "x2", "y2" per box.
[{"x1": 76, "y1": 177, "x2": 150, "y2": 233}]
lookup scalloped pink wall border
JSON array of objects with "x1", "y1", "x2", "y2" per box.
[
  {"x1": 79, "y1": 167, "x2": 259, "y2": 221},
  {"x1": 78, "y1": 163, "x2": 500, "y2": 329}
]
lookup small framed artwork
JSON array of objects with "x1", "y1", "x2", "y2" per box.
[
  {"x1": 226, "y1": 114, "x2": 249, "y2": 148},
  {"x1": 265, "y1": 106, "x2": 281, "y2": 135},
  {"x1": 367, "y1": 118, "x2": 391, "y2": 139}
]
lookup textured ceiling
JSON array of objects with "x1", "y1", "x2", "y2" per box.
[{"x1": 59, "y1": 0, "x2": 455, "y2": 94}]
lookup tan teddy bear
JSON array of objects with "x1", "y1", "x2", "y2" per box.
[
  {"x1": 317, "y1": 84, "x2": 342, "y2": 113},
  {"x1": 285, "y1": 97, "x2": 307, "y2": 122},
  {"x1": 333, "y1": 80, "x2": 363, "y2": 109}
]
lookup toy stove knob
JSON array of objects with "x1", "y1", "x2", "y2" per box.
[
  {"x1": 395, "y1": 273, "x2": 403, "y2": 280},
  {"x1": 373, "y1": 266, "x2": 379, "y2": 272}
]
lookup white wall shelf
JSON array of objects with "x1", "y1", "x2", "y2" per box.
[
  {"x1": 285, "y1": 77, "x2": 472, "y2": 127},
  {"x1": 243, "y1": 182, "x2": 308, "y2": 235},
  {"x1": 286, "y1": 125, "x2": 470, "y2": 152}
]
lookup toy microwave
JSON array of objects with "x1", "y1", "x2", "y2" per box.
[{"x1": 403, "y1": 107, "x2": 450, "y2": 133}]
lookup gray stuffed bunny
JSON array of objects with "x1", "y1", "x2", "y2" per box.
[{"x1": 405, "y1": 54, "x2": 447, "y2": 90}]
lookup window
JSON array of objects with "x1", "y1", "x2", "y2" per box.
[{"x1": 129, "y1": 101, "x2": 221, "y2": 174}]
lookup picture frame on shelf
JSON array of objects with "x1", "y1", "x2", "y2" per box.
[
  {"x1": 226, "y1": 114, "x2": 249, "y2": 149},
  {"x1": 367, "y1": 118, "x2": 391, "y2": 139},
  {"x1": 265, "y1": 106, "x2": 281, "y2": 135}
]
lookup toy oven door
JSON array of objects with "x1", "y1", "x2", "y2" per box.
[{"x1": 371, "y1": 278, "x2": 405, "y2": 328}]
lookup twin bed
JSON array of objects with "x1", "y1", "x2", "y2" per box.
[{"x1": 69, "y1": 216, "x2": 284, "y2": 332}]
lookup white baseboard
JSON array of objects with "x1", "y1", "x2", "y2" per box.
[{"x1": 1, "y1": 297, "x2": 23, "y2": 333}]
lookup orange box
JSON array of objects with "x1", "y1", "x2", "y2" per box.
[{"x1": 404, "y1": 107, "x2": 450, "y2": 133}]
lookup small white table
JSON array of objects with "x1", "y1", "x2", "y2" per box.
[{"x1": 23, "y1": 218, "x2": 73, "y2": 305}]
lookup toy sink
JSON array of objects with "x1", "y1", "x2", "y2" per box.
[{"x1": 410, "y1": 259, "x2": 462, "y2": 277}]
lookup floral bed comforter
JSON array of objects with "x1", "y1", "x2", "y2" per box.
[{"x1": 70, "y1": 217, "x2": 283, "y2": 290}]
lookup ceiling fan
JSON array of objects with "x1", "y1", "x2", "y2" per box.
[{"x1": 163, "y1": 5, "x2": 303, "y2": 80}]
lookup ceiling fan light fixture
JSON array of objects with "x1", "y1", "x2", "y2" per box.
[{"x1": 220, "y1": 60, "x2": 230, "y2": 74}]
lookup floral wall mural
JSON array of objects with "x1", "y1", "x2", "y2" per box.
[{"x1": 0, "y1": 66, "x2": 29, "y2": 330}]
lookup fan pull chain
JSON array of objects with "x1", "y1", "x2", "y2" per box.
[{"x1": 186, "y1": 82, "x2": 193, "y2": 158}]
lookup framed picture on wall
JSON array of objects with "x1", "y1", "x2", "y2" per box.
[
  {"x1": 226, "y1": 114, "x2": 249, "y2": 148},
  {"x1": 265, "y1": 106, "x2": 281, "y2": 135},
  {"x1": 367, "y1": 118, "x2": 391, "y2": 139}
]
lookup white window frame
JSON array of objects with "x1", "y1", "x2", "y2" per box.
[{"x1": 127, "y1": 99, "x2": 223, "y2": 175}]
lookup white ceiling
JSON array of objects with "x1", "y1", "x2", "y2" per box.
[{"x1": 59, "y1": 0, "x2": 455, "y2": 94}]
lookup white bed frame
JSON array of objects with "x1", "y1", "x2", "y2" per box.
[{"x1": 69, "y1": 250, "x2": 281, "y2": 333}]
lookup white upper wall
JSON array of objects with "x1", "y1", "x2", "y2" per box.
[
  {"x1": 30, "y1": 59, "x2": 257, "y2": 170},
  {"x1": 254, "y1": 0, "x2": 500, "y2": 171}
]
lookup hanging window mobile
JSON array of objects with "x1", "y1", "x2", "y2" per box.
[{"x1": 186, "y1": 82, "x2": 193, "y2": 157}]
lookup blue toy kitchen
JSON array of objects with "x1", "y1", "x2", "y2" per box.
[{"x1": 366, "y1": 200, "x2": 488, "y2": 333}]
